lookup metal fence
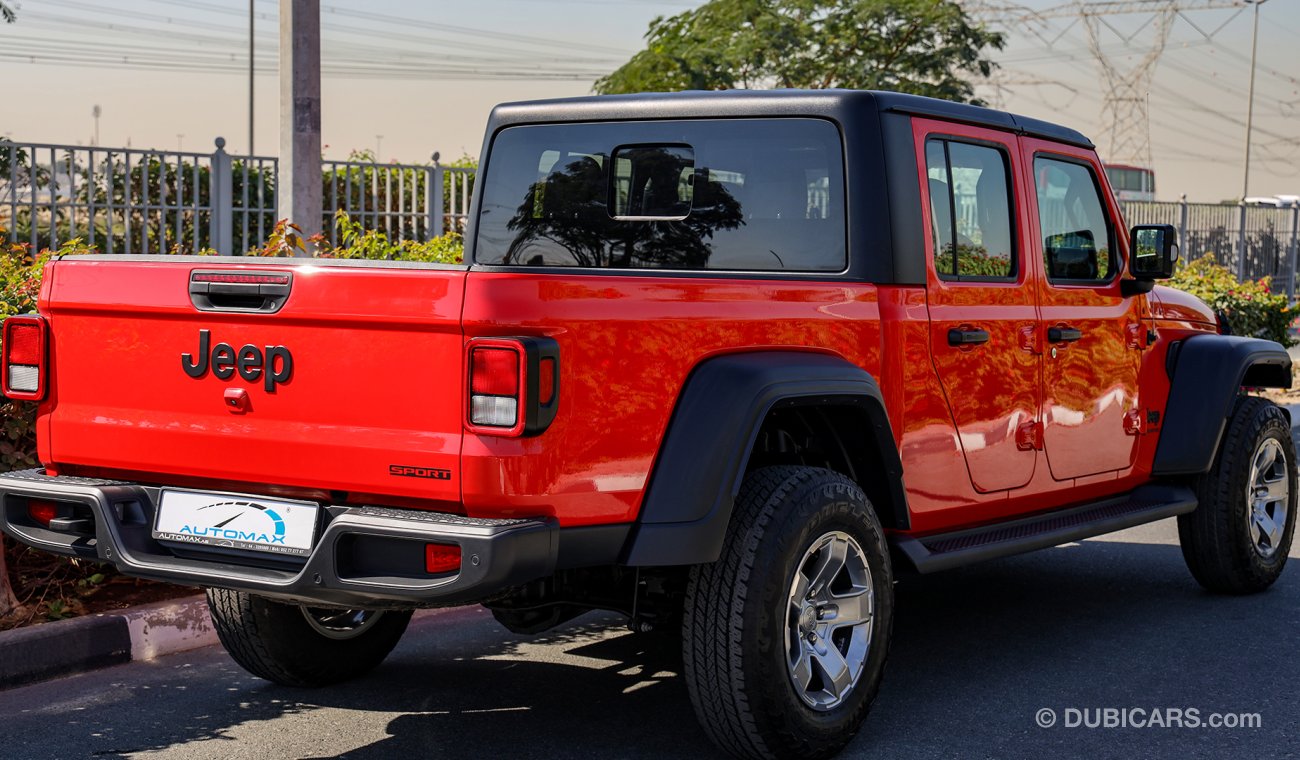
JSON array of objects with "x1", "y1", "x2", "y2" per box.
[
  {"x1": 1, "y1": 141, "x2": 225, "y2": 255},
  {"x1": 1120, "y1": 200, "x2": 1300, "y2": 298},
  {"x1": 321, "y1": 154, "x2": 473, "y2": 248},
  {"x1": 0, "y1": 137, "x2": 473, "y2": 256}
]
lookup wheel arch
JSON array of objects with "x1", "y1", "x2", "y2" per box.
[
  {"x1": 620, "y1": 351, "x2": 906, "y2": 566},
  {"x1": 1153, "y1": 334, "x2": 1293, "y2": 476}
]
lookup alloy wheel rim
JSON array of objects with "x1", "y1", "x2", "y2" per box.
[
  {"x1": 1246, "y1": 438, "x2": 1290, "y2": 559},
  {"x1": 784, "y1": 530, "x2": 874, "y2": 712},
  {"x1": 301, "y1": 607, "x2": 385, "y2": 640}
]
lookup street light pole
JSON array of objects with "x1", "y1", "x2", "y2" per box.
[
  {"x1": 278, "y1": 0, "x2": 322, "y2": 250},
  {"x1": 249, "y1": 0, "x2": 255, "y2": 155},
  {"x1": 1242, "y1": 0, "x2": 1268, "y2": 201}
]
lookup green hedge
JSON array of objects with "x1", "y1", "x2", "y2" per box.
[{"x1": 1168, "y1": 254, "x2": 1299, "y2": 347}]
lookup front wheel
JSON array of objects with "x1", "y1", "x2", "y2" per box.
[
  {"x1": 206, "y1": 588, "x2": 413, "y2": 687},
  {"x1": 1179, "y1": 396, "x2": 1297, "y2": 594},
  {"x1": 682, "y1": 466, "x2": 893, "y2": 760}
]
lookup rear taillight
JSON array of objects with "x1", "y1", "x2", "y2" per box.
[
  {"x1": 2, "y1": 315, "x2": 48, "y2": 400},
  {"x1": 465, "y1": 337, "x2": 560, "y2": 437},
  {"x1": 470, "y1": 346, "x2": 521, "y2": 428}
]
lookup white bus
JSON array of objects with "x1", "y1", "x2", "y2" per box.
[{"x1": 1104, "y1": 164, "x2": 1156, "y2": 202}]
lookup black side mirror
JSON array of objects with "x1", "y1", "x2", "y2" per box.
[{"x1": 1130, "y1": 224, "x2": 1179, "y2": 279}]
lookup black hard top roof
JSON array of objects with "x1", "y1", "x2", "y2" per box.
[{"x1": 486, "y1": 89, "x2": 1094, "y2": 150}]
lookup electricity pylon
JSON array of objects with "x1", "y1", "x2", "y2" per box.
[{"x1": 967, "y1": 1, "x2": 1247, "y2": 163}]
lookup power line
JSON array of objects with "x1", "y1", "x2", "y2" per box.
[
  {"x1": 36, "y1": 0, "x2": 626, "y2": 66},
  {"x1": 14, "y1": 5, "x2": 624, "y2": 80}
]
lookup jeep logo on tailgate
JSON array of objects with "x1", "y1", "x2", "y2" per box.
[{"x1": 182, "y1": 329, "x2": 293, "y2": 392}]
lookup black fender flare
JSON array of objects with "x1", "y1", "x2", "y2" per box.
[
  {"x1": 1152, "y1": 334, "x2": 1292, "y2": 476},
  {"x1": 620, "y1": 351, "x2": 906, "y2": 566}
]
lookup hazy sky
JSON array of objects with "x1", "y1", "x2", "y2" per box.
[{"x1": 2, "y1": 0, "x2": 1297, "y2": 202}]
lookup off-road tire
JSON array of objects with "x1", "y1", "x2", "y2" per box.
[
  {"x1": 1179, "y1": 396, "x2": 1297, "y2": 594},
  {"x1": 682, "y1": 466, "x2": 893, "y2": 760},
  {"x1": 206, "y1": 588, "x2": 413, "y2": 687}
]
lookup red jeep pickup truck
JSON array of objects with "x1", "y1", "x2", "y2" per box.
[{"x1": 1, "y1": 91, "x2": 1294, "y2": 760}]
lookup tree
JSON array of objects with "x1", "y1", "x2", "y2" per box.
[
  {"x1": 594, "y1": 0, "x2": 1004, "y2": 104},
  {"x1": 1, "y1": 2, "x2": 16, "y2": 24}
]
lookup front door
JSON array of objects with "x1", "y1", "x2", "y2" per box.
[
  {"x1": 1023, "y1": 142, "x2": 1143, "y2": 480},
  {"x1": 917, "y1": 119, "x2": 1041, "y2": 493}
]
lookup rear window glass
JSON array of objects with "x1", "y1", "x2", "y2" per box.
[{"x1": 474, "y1": 118, "x2": 845, "y2": 272}]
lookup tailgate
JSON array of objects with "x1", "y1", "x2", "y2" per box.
[{"x1": 39, "y1": 257, "x2": 466, "y2": 505}]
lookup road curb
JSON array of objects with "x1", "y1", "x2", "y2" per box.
[
  {"x1": 0, "y1": 595, "x2": 214, "y2": 690},
  {"x1": 0, "y1": 598, "x2": 457, "y2": 690},
  {"x1": 120, "y1": 596, "x2": 219, "y2": 661}
]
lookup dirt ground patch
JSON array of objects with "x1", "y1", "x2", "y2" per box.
[{"x1": 1, "y1": 539, "x2": 195, "y2": 631}]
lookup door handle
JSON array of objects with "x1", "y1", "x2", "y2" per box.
[
  {"x1": 1048, "y1": 326, "x2": 1083, "y2": 343},
  {"x1": 948, "y1": 327, "x2": 990, "y2": 346}
]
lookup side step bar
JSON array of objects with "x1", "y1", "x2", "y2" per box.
[{"x1": 893, "y1": 484, "x2": 1198, "y2": 574}]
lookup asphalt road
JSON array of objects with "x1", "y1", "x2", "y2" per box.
[{"x1": 5, "y1": 432, "x2": 1300, "y2": 758}]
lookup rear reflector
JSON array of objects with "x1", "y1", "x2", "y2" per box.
[
  {"x1": 538, "y1": 357, "x2": 556, "y2": 406},
  {"x1": 28, "y1": 498, "x2": 59, "y2": 526},
  {"x1": 425, "y1": 543, "x2": 461, "y2": 574}
]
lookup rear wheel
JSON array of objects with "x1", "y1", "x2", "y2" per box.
[
  {"x1": 206, "y1": 588, "x2": 413, "y2": 687},
  {"x1": 1179, "y1": 396, "x2": 1297, "y2": 594},
  {"x1": 682, "y1": 466, "x2": 893, "y2": 760}
]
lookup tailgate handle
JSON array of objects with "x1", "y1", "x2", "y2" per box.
[{"x1": 189, "y1": 270, "x2": 292, "y2": 314}]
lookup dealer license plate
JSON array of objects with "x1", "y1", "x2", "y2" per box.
[{"x1": 152, "y1": 489, "x2": 319, "y2": 558}]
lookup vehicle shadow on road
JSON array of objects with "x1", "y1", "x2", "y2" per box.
[
  {"x1": 298, "y1": 531, "x2": 1295, "y2": 759},
  {"x1": 305, "y1": 617, "x2": 705, "y2": 760},
  {"x1": 58, "y1": 530, "x2": 1298, "y2": 760}
]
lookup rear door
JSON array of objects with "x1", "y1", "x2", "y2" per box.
[
  {"x1": 915, "y1": 118, "x2": 1041, "y2": 493},
  {"x1": 40, "y1": 258, "x2": 467, "y2": 504},
  {"x1": 1022, "y1": 141, "x2": 1143, "y2": 479}
]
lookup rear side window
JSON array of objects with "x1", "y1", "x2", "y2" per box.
[
  {"x1": 1034, "y1": 156, "x2": 1114, "y2": 282},
  {"x1": 474, "y1": 119, "x2": 845, "y2": 272},
  {"x1": 924, "y1": 138, "x2": 1016, "y2": 280}
]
